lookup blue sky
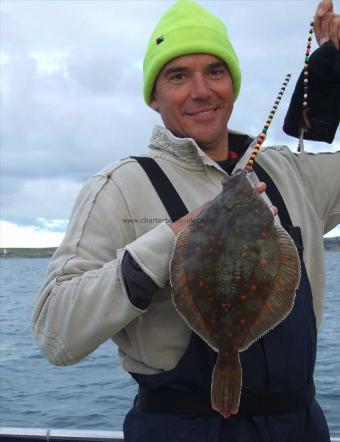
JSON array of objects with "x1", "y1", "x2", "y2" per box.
[{"x1": 1, "y1": 0, "x2": 339, "y2": 247}]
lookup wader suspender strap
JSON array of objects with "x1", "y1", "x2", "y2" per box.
[
  {"x1": 253, "y1": 162, "x2": 306, "y2": 247},
  {"x1": 130, "y1": 156, "x2": 188, "y2": 222},
  {"x1": 131, "y1": 155, "x2": 315, "y2": 417},
  {"x1": 253, "y1": 162, "x2": 293, "y2": 227}
]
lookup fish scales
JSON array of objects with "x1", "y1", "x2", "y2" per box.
[{"x1": 170, "y1": 170, "x2": 301, "y2": 418}]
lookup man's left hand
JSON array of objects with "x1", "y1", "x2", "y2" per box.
[{"x1": 314, "y1": 0, "x2": 340, "y2": 50}]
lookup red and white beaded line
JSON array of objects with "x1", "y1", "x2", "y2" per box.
[
  {"x1": 246, "y1": 73, "x2": 292, "y2": 170},
  {"x1": 298, "y1": 21, "x2": 314, "y2": 152}
]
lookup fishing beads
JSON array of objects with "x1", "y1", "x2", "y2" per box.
[
  {"x1": 303, "y1": 22, "x2": 314, "y2": 113},
  {"x1": 246, "y1": 74, "x2": 291, "y2": 170},
  {"x1": 298, "y1": 21, "x2": 314, "y2": 152}
]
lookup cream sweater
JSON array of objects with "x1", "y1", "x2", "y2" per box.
[{"x1": 31, "y1": 126, "x2": 340, "y2": 375}]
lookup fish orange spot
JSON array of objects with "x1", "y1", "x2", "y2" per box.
[
  {"x1": 240, "y1": 295, "x2": 247, "y2": 301},
  {"x1": 191, "y1": 304, "x2": 197, "y2": 311},
  {"x1": 261, "y1": 231, "x2": 267, "y2": 238},
  {"x1": 183, "y1": 287, "x2": 189, "y2": 294},
  {"x1": 223, "y1": 352, "x2": 229, "y2": 357},
  {"x1": 209, "y1": 236, "x2": 215, "y2": 241},
  {"x1": 251, "y1": 284, "x2": 257, "y2": 291},
  {"x1": 198, "y1": 281, "x2": 204, "y2": 287},
  {"x1": 241, "y1": 251, "x2": 248, "y2": 257},
  {"x1": 260, "y1": 258, "x2": 268, "y2": 266},
  {"x1": 240, "y1": 319, "x2": 246, "y2": 325}
]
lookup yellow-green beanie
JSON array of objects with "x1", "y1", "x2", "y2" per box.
[{"x1": 143, "y1": 0, "x2": 241, "y2": 105}]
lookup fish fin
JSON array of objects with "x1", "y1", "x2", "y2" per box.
[
  {"x1": 169, "y1": 224, "x2": 191, "y2": 285},
  {"x1": 241, "y1": 224, "x2": 301, "y2": 351},
  {"x1": 172, "y1": 292, "x2": 216, "y2": 351},
  {"x1": 211, "y1": 351, "x2": 242, "y2": 419},
  {"x1": 170, "y1": 224, "x2": 195, "y2": 296},
  {"x1": 170, "y1": 225, "x2": 215, "y2": 346}
]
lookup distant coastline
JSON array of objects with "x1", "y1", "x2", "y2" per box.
[
  {"x1": 323, "y1": 237, "x2": 340, "y2": 251},
  {"x1": 0, "y1": 248, "x2": 57, "y2": 258},
  {"x1": 1, "y1": 237, "x2": 340, "y2": 258}
]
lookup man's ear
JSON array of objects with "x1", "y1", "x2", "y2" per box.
[{"x1": 150, "y1": 91, "x2": 159, "y2": 112}]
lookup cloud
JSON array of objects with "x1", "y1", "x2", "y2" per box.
[
  {"x1": 37, "y1": 218, "x2": 68, "y2": 232},
  {"x1": 0, "y1": 0, "x2": 339, "y2": 248},
  {"x1": 0, "y1": 220, "x2": 64, "y2": 248},
  {"x1": 1, "y1": 177, "x2": 83, "y2": 225},
  {"x1": 324, "y1": 225, "x2": 340, "y2": 239}
]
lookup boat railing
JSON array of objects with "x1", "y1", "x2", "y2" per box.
[
  {"x1": 1, "y1": 428, "x2": 340, "y2": 442},
  {"x1": 0, "y1": 428, "x2": 123, "y2": 442}
]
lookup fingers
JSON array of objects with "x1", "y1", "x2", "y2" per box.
[
  {"x1": 313, "y1": 12, "x2": 332, "y2": 46},
  {"x1": 320, "y1": 12, "x2": 333, "y2": 45},
  {"x1": 316, "y1": 13, "x2": 340, "y2": 49},
  {"x1": 329, "y1": 15, "x2": 340, "y2": 49},
  {"x1": 315, "y1": 0, "x2": 333, "y2": 18},
  {"x1": 271, "y1": 206, "x2": 278, "y2": 217},
  {"x1": 255, "y1": 182, "x2": 266, "y2": 193},
  {"x1": 169, "y1": 200, "x2": 211, "y2": 235},
  {"x1": 255, "y1": 182, "x2": 278, "y2": 217},
  {"x1": 313, "y1": 1, "x2": 339, "y2": 50}
]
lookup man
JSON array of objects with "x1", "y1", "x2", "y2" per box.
[{"x1": 32, "y1": 0, "x2": 339, "y2": 441}]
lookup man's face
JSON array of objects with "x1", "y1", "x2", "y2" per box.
[{"x1": 151, "y1": 54, "x2": 234, "y2": 156}]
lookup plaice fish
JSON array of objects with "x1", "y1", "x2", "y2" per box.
[{"x1": 169, "y1": 169, "x2": 301, "y2": 418}]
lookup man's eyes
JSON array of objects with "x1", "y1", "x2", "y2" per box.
[
  {"x1": 167, "y1": 68, "x2": 227, "y2": 82},
  {"x1": 169, "y1": 73, "x2": 187, "y2": 81},
  {"x1": 209, "y1": 69, "x2": 226, "y2": 77}
]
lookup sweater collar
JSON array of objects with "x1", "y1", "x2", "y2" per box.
[{"x1": 148, "y1": 125, "x2": 254, "y2": 169}]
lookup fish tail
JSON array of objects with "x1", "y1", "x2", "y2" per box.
[{"x1": 211, "y1": 351, "x2": 241, "y2": 419}]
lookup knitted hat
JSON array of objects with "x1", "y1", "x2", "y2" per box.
[{"x1": 143, "y1": 0, "x2": 241, "y2": 105}]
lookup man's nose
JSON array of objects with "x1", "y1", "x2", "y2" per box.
[{"x1": 190, "y1": 74, "x2": 211, "y2": 100}]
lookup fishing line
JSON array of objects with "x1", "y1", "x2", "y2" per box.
[{"x1": 245, "y1": 73, "x2": 292, "y2": 171}]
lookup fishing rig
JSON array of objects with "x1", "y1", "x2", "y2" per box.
[
  {"x1": 243, "y1": 20, "x2": 315, "y2": 168},
  {"x1": 236, "y1": 20, "x2": 315, "y2": 223}
]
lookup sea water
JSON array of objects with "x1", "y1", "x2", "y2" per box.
[{"x1": 0, "y1": 253, "x2": 339, "y2": 434}]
